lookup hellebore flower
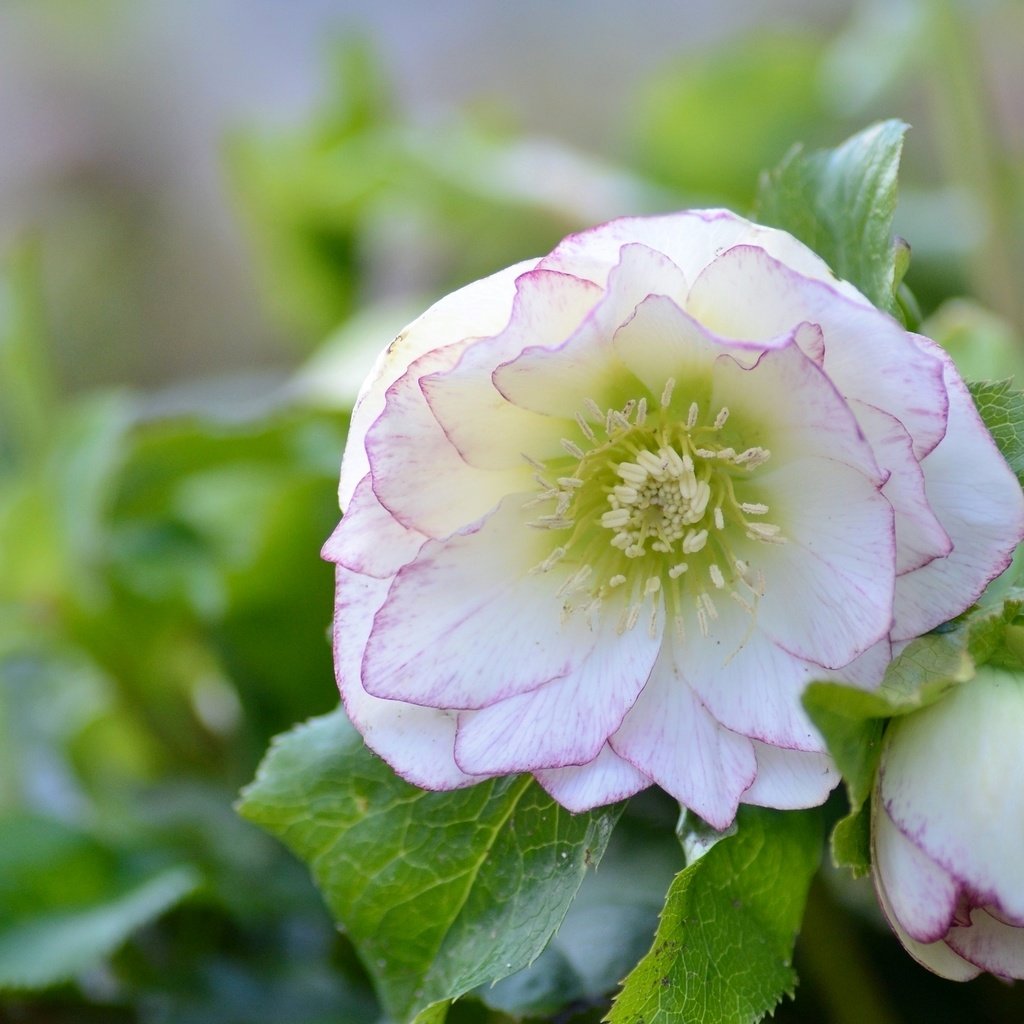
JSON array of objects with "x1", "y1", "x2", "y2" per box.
[
  {"x1": 873, "y1": 667, "x2": 1024, "y2": 980},
  {"x1": 323, "y1": 210, "x2": 1024, "y2": 828}
]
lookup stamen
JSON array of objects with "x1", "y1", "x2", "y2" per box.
[
  {"x1": 686, "y1": 401, "x2": 699, "y2": 428},
  {"x1": 574, "y1": 412, "x2": 597, "y2": 442},
  {"x1": 536, "y1": 546, "x2": 566, "y2": 572},
  {"x1": 561, "y1": 439, "x2": 585, "y2": 459},
  {"x1": 696, "y1": 606, "x2": 709, "y2": 637},
  {"x1": 522, "y1": 453, "x2": 546, "y2": 471},
  {"x1": 714, "y1": 406, "x2": 730, "y2": 429},
  {"x1": 635, "y1": 397, "x2": 648, "y2": 426},
  {"x1": 699, "y1": 591, "x2": 719, "y2": 620},
  {"x1": 739, "y1": 502, "x2": 769, "y2": 515},
  {"x1": 583, "y1": 397, "x2": 604, "y2": 419},
  {"x1": 557, "y1": 564, "x2": 593, "y2": 597},
  {"x1": 609, "y1": 574, "x2": 627, "y2": 588},
  {"x1": 644, "y1": 576, "x2": 662, "y2": 595},
  {"x1": 709, "y1": 564, "x2": 726, "y2": 589},
  {"x1": 713, "y1": 506, "x2": 725, "y2": 530},
  {"x1": 618, "y1": 462, "x2": 648, "y2": 486},
  {"x1": 625, "y1": 602, "x2": 642, "y2": 632},
  {"x1": 557, "y1": 476, "x2": 584, "y2": 488},
  {"x1": 661, "y1": 378, "x2": 676, "y2": 408},
  {"x1": 682, "y1": 528, "x2": 708, "y2": 554},
  {"x1": 668, "y1": 562, "x2": 688, "y2": 579},
  {"x1": 601, "y1": 508, "x2": 631, "y2": 529}
]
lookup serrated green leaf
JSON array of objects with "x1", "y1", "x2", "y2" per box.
[
  {"x1": 755, "y1": 120, "x2": 907, "y2": 316},
  {"x1": 606, "y1": 807, "x2": 822, "y2": 1024},
  {"x1": 967, "y1": 379, "x2": 1024, "y2": 486},
  {"x1": 0, "y1": 865, "x2": 199, "y2": 991},
  {"x1": 237, "y1": 708, "x2": 621, "y2": 1023}
]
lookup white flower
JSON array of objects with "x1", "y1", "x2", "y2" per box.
[
  {"x1": 323, "y1": 210, "x2": 1024, "y2": 828},
  {"x1": 873, "y1": 667, "x2": 1024, "y2": 980}
]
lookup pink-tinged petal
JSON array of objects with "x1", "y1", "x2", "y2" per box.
[
  {"x1": 609, "y1": 639, "x2": 756, "y2": 829},
  {"x1": 749, "y1": 456, "x2": 895, "y2": 669},
  {"x1": 422, "y1": 271, "x2": 601, "y2": 469},
  {"x1": 334, "y1": 566, "x2": 476, "y2": 789},
  {"x1": 322, "y1": 475, "x2": 427, "y2": 578},
  {"x1": 817, "y1": 637, "x2": 892, "y2": 689},
  {"x1": 366, "y1": 345, "x2": 533, "y2": 539},
  {"x1": 681, "y1": 599, "x2": 823, "y2": 751},
  {"x1": 874, "y1": 803, "x2": 960, "y2": 943},
  {"x1": 893, "y1": 343, "x2": 1024, "y2": 640},
  {"x1": 453, "y1": 606, "x2": 662, "y2": 773},
  {"x1": 539, "y1": 209, "x2": 860, "y2": 299},
  {"x1": 880, "y1": 670, "x2": 1024, "y2": 924},
  {"x1": 711, "y1": 338, "x2": 884, "y2": 481},
  {"x1": 363, "y1": 496, "x2": 599, "y2": 711},
  {"x1": 852, "y1": 401, "x2": 952, "y2": 575},
  {"x1": 340, "y1": 258, "x2": 537, "y2": 508},
  {"x1": 873, "y1": 864, "x2": 980, "y2": 982},
  {"x1": 688, "y1": 245, "x2": 949, "y2": 458},
  {"x1": 741, "y1": 743, "x2": 838, "y2": 809},
  {"x1": 493, "y1": 243, "x2": 688, "y2": 417},
  {"x1": 534, "y1": 744, "x2": 652, "y2": 811},
  {"x1": 946, "y1": 908, "x2": 1024, "y2": 979}
]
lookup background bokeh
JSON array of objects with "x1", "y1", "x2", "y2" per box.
[{"x1": 1, "y1": 1, "x2": 1023, "y2": 1021}]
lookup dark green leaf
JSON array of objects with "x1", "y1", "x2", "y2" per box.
[
  {"x1": 237, "y1": 708, "x2": 621, "y2": 1023},
  {"x1": 755, "y1": 120, "x2": 908, "y2": 316},
  {"x1": 967, "y1": 379, "x2": 1024, "y2": 487},
  {"x1": 606, "y1": 807, "x2": 822, "y2": 1024}
]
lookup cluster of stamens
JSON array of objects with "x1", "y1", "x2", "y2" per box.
[{"x1": 524, "y1": 378, "x2": 785, "y2": 645}]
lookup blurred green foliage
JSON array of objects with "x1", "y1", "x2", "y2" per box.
[{"x1": 3, "y1": 8, "x2": 1024, "y2": 1022}]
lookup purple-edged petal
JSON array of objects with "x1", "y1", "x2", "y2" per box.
[
  {"x1": 873, "y1": 863, "x2": 980, "y2": 982},
  {"x1": 741, "y1": 743, "x2": 838, "y2": 809},
  {"x1": 534, "y1": 744, "x2": 652, "y2": 811},
  {"x1": 322, "y1": 474, "x2": 427, "y2": 578},
  {"x1": 688, "y1": 244, "x2": 949, "y2": 459},
  {"x1": 453, "y1": 606, "x2": 662, "y2": 773},
  {"x1": 681, "y1": 599, "x2": 823, "y2": 751},
  {"x1": 853, "y1": 401, "x2": 952, "y2": 575},
  {"x1": 493, "y1": 243, "x2": 687, "y2": 417},
  {"x1": 340, "y1": 258, "x2": 537, "y2": 509},
  {"x1": 880, "y1": 670, "x2": 1024, "y2": 925},
  {"x1": 539, "y1": 209, "x2": 860, "y2": 299},
  {"x1": 873, "y1": 802, "x2": 960, "y2": 943},
  {"x1": 363, "y1": 496, "x2": 600, "y2": 710},
  {"x1": 609, "y1": 639, "x2": 756, "y2": 829},
  {"x1": 893, "y1": 343, "x2": 1024, "y2": 640},
  {"x1": 749, "y1": 456, "x2": 895, "y2": 668},
  {"x1": 366, "y1": 346, "x2": 532, "y2": 539},
  {"x1": 946, "y1": 908, "x2": 1024, "y2": 979},
  {"x1": 422, "y1": 270, "x2": 601, "y2": 469},
  {"x1": 334, "y1": 566, "x2": 476, "y2": 790}
]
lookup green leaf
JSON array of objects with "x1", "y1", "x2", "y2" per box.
[
  {"x1": 967, "y1": 379, "x2": 1024, "y2": 486},
  {"x1": 237, "y1": 708, "x2": 622, "y2": 1023},
  {"x1": 755, "y1": 120, "x2": 908, "y2": 316},
  {"x1": 0, "y1": 865, "x2": 199, "y2": 991},
  {"x1": 606, "y1": 807, "x2": 822, "y2": 1024}
]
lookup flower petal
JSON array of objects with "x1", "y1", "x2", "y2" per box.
[
  {"x1": 454, "y1": 606, "x2": 662, "y2": 773},
  {"x1": 334, "y1": 566, "x2": 475, "y2": 790},
  {"x1": 422, "y1": 270, "x2": 602, "y2": 469},
  {"x1": 681, "y1": 598, "x2": 823, "y2": 751},
  {"x1": 540, "y1": 209, "x2": 856, "y2": 298},
  {"x1": 534, "y1": 744, "x2": 652, "y2": 811},
  {"x1": 879, "y1": 670, "x2": 1024, "y2": 924},
  {"x1": 322, "y1": 474, "x2": 427, "y2": 578},
  {"x1": 366, "y1": 345, "x2": 532, "y2": 538},
  {"x1": 946, "y1": 908, "x2": 1024, "y2": 979},
  {"x1": 362, "y1": 496, "x2": 600, "y2": 710},
  {"x1": 340, "y1": 258, "x2": 537, "y2": 508},
  {"x1": 873, "y1": 802, "x2": 960, "y2": 943},
  {"x1": 687, "y1": 244, "x2": 949, "y2": 458},
  {"x1": 852, "y1": 401, "x2": 952, "y2": 575},
  {"x1": 493, "y1": 243, "x2": 688, "y2": 417},
  {"x1": 609, "y1": 638, "x2": 756, "y2": 829},
  {"x1": 893, "y1": 343, "x2": 1024, "y2": 640},
  {"x1": 873, "y1": 864, "x2": 980, "y2": 982},
  {"x1": 741, "y1": 743, "x2": 839, "y2": 809}
]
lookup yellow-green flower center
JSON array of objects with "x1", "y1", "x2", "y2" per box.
[{"x1": 525, "y1": 379, "x2": 784, "y2": 640}]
